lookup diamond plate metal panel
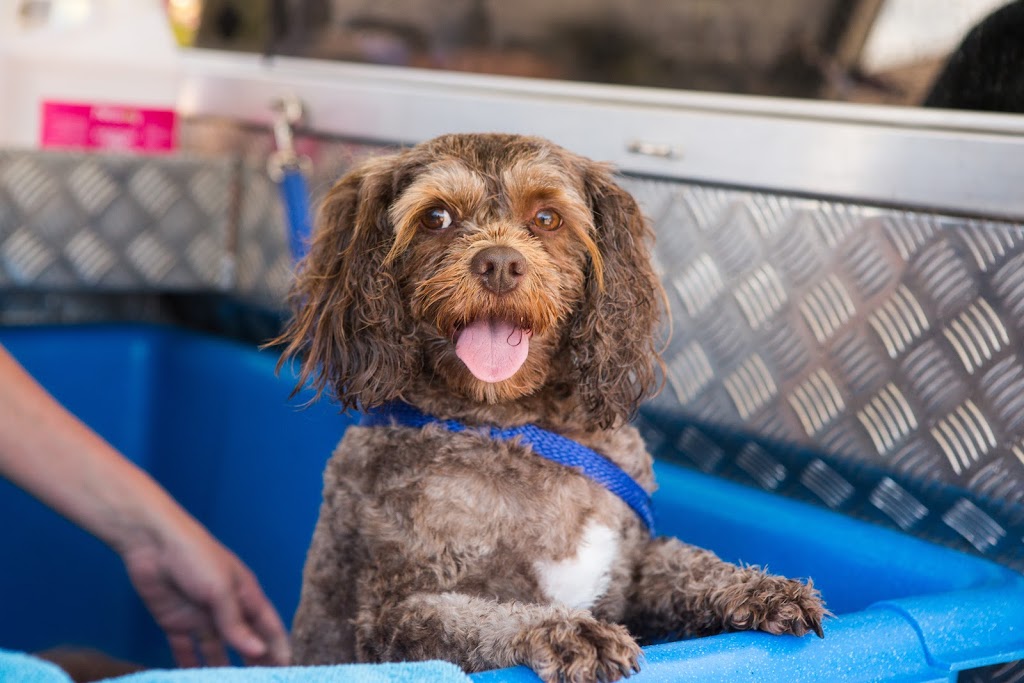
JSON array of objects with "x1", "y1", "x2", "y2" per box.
[
  {"x1": 0, "y1": 150, "x2": 233, "y2": 291},
  {"x1": 620, "y1": 175, "x2": 1024, "y2": 574},
  {"x1": 235, "y1": 165, "x2": 290, "y2": 302},
  {"x1": 959, "y1": 660, "x2": 1024, "y2": 683},
  {"x1": 0, "y1": 137, "x2": 399, "y2": 303}
]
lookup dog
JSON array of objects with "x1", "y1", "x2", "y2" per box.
[{"x1": 275, "y1": 133, "x2": 826, "y2": 682}]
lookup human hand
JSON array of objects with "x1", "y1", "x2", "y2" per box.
[{"x1": 121, "y1": 516, "x2": 291, "y2": 668}]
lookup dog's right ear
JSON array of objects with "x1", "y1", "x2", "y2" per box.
[{"x1": 272, "y1": 155, "x2": 414, "y2": 411}]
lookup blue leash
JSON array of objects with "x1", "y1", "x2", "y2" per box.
[
  {"x1": 360, "y1": 402, "x2": 655, "y2": 532},
  {"x1": 279, "y1": 168, "x2": 313, "y2": 262}
]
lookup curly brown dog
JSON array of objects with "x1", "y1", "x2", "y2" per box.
[{"x1": 275, "y1": 133, "x2": 826, "y2": 682}]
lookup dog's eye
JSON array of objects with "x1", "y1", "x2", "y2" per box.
[
  {"x1": 532, "y1": 209, "x2": 562, "y2": 231},
  {"x1": 420, "y1": 207, "x2": 454, "y2": 231}
]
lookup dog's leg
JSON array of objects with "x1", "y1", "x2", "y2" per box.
[
  {"x1": 292, "y1": 511, "x2": 360, "y2": 665},
  {"x1": 624, "y1": 537, "x2": 827, "y2": 642},
  {"x1": 357, "y1": 592, "x2": 641, "y2": 683}
]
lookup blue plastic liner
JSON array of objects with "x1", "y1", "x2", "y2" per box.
[{"x1": 1, "y1": 324, "x2": 1022, "y2": 682}]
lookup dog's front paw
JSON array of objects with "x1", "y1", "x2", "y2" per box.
[
  {"x1": 716, "y1": 572, "x2": 827, "y2": 638},
  {"x1": 516, "y1": 614, "x2": 642, "y2": 683}
]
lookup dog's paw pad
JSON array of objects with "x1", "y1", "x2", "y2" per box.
[
  {"x1": 721, "y1": 574, "x2": 829, "y2": 638},
  {"x1": 519, "y1": 615, "x2": 641, "y2": 683}
]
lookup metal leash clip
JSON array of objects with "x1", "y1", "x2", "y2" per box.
[{"x1": 267, "y1": 95, "x2": 312, "y2": 180}]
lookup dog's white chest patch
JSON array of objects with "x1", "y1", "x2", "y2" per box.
[{"x1": 534, "y1": 521, "x2": 618, "y2": 610}]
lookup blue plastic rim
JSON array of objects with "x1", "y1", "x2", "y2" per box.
[{"x1": 1, "y1": 323, "x2": 1022, "y2": 682}]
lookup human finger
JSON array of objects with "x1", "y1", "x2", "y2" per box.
[
  {"x1": 197, "y1": 632, "x2": 230, "y2": 668},
  {"x1": 210, "y1": 582, "x2": 267, "y2": 661},
  {"x1": 169, "y1": 633, "x2": 200, "y2": 669},
  {"x1": 240, "y1": 582, "x2": 290, "y2": 666}
]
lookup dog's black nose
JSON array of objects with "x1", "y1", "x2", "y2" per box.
[{"x1": 471, "y1": 246, "x2": 527, "y2": 294}]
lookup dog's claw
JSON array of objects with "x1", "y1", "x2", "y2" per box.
[{"x1": 812, "y1": 621, "x2": 824, "y2": 638}]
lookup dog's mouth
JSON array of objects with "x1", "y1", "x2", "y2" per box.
[{"x1": 454, "y1": 318, "x2": 533, "y2": 383}]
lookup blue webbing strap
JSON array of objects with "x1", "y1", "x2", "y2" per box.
[
  {"x1": 360, "y1": 402, "x2": 655, "y2": 532},
  {"x1": 278, "y1": 168, "x2": 313, "y2": 262}
]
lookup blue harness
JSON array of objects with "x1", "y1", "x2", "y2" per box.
[{"x1": 360, "y1": 402, "x2": 655, "y2": 532}]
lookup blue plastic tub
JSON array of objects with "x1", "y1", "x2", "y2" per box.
[{"x1": 1, "y1": 323, "x2": 1022, "y2": 682}]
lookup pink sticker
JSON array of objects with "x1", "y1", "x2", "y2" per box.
[{"x1": 40, "y1": 101, "x2": 177, "y2": 153}]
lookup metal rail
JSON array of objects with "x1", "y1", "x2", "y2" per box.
[{"x1": 178, "y1": 50, "x2": 1024, "y2": 221}]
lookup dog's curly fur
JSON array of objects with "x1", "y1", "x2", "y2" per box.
[{"x1": 276, "y1": 134, "x2": 826, "y2": 683}]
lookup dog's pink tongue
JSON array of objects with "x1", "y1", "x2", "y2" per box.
[{"x1": 455, "y1": 319, "x2": 530, "y2": 383}]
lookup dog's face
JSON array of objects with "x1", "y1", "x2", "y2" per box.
[
  {"x1": 277, "y1": 134, "x2": 662, "y2": 428},
  {"x1": 387, "y1": 145, "x2": 602, "y2": 404}
]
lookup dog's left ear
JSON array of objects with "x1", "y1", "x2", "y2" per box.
[{"x1": 568, "y1": 160, "x2": 665, "y2": 429}]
